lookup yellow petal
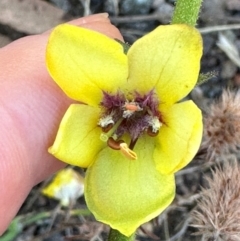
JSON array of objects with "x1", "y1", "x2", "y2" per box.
[
  {"x1": 46, "y1": 24, "x2": 128, "y2": 106},
  {"x1": 85, "y1": 135, "x2": 175, "y2": 236},
  {"x1": 127, "y1": 24, "x2": 202, "y2": 106},
  {"x1": 154, "y1": 100, "x2": 202, "y2": 174},
  {"x1": 49, "y1": 104, "x2": 104, "y2": 167},
  {"x1": 41, "y1": 167, "x2": 84, "y2": 206}
]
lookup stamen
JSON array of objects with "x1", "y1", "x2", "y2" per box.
[
  {"x1": 107, "y1": 137, "x2": 137, "y2": 160},
  {"x1": 99, "y1": 90, "x2": 161, "y2": 157},
  {"x1": 99, "y1": 118, "x2": 123, "y2": 142},
  {"x1": 119, "y1": 143, "x2": 137, "y2": 160},
  {"x1": 148, "y1": 116, "x2": 162, "y2": 133},
  {"x1": 147, "y1": 127, "x2": 159, "y2": 137},
  {"x1": 98, "y1": 115, "x2": 114, "y2": 128},
  {"x1": 102, "y1": 123, "x2": 113, "y2": 133},
  {"x1": 123, "y1": 101, "x2": 143, "y2": 118},
  {"x1": 107, "y1": 137, "x2": 124, "y2": 150}
]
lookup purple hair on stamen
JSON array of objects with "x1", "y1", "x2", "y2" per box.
[{"x1": 99, "y1": 89, "x2": 162, "y2": 147}]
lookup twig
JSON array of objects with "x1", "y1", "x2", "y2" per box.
[
  {"x1": 176, "y1": 162, "x2": 212, "y2": 176},
  {"x1": 90, "y1": 224, "x2": 104, "y2": 241},
  {"x1": 110, "y1": 13, "x2": 162, "y2": 23},
  {"x1": 176, "y1": 193, "x2": 201, "y2": 206},
  {"x1": 163, "y1": 215, "x2": 170, "y2": 240},
  {"x1": 80, "y1": 0, "x2": 91, "y2": 16},
  {"x1": 111, "y1": 0, "x2": 120, "y2": 16},
  {"x1": 199, "y1": 24, "x2": 240, "y2": 34},
  {"x1": 168, "y1": 217, "x2": 192, "y2": 241}
]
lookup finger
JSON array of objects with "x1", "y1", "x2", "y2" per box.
[
  {"x1": 0, "y1": 15, "x2": 123, "y2": 235},
  {"x1": 68, "y1": 12, "x2": 110, "y2": 25},
  {"x1": 43, "y1": 13, "x2": 124, "y2": 42}
]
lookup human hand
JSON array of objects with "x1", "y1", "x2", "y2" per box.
[{"x1": 0, "y1": 13, "x2": 123, "y2": 235}]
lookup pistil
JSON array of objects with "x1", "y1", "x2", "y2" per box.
[
  {"x1": 119, "y1": 143, "x2": 137, "y2": 160},
  {"x1": 99, "y1": 118, "x2": 123, "y2": 142}
]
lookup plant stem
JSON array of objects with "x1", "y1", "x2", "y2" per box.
[
  {"x1": 171, "y1": 0, "x2": 203, "y2": 26},
  {"x1": 107, "y1": 229, "x2": 135, "y2": 241},
  {"x1": 0, "y1": 208, "x2": 91, "y2": 241}
]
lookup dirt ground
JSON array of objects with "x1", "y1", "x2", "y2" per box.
[{"x1": 1, "y1": 0, "x2": 240, "y2": 240}]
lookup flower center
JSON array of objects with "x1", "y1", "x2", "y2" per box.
[{"x1": 98, "y1": 90, "x2": 162, "y2": 160}]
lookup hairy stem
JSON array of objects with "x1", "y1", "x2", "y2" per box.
[
  {"x1": 171, "y1": 0, "x2": 203, "y2": 26},
  {"x1": 107, "y1": 228, "x2": 135, "y2": 241}
]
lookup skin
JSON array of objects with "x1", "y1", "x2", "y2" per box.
[{"x1": 0, "y1": 13, "x2": 124, "y2": 235}]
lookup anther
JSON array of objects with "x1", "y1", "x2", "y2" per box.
[
  {"x1": 147, "y1": 127, "x2": 159, "y2": 137},
  {"x1": 124, "y1": 102, "x2": 142, "y2": 111},
  {"x1": 123, "y1": 101, "x2": 143, "y2": 118},
  {"x1": 119, "y1": 143, "x2": 137, "y2": 160},
  {"x1": 147, "y1": 116, "x2": 162, "y2": 134},
  {"x1": 102, "y1": 123, "x2": 113, "y2": 133},
  {"x1": 98, "y1": 115, "x2": 114, "y2": 128},
  {"x1": 107, "y1": 137, "x2": 124, "y2": 150}
]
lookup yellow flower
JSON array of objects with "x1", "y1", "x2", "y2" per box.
[
  {"x1": 42, "y1": 168, "x2": 84, "y2": 206},
  {"x1": 46, "y1": 24, "x2": 202, "y2": 236}
]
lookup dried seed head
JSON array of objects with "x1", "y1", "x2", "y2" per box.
[
  {"x1": 201, "y1": 90, "x2": 240, "y2": 161},
  {"x1": 192, "y1": 159, "x2": 240, "y2": 241}
]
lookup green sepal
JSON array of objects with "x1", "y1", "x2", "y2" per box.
[
  {"x1": 108, "y1": 228, "x2": 135, "y2": 241},
  {"x1": 196, "y1": 71, "x2": 217, "y2": 86},
  {"x1": 115, "y1": 39, "x2": 131, "y2": 54}
]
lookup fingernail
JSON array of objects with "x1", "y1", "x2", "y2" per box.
[{"x1": 96, "y1": 12, "x2": 109, "y2": 18}]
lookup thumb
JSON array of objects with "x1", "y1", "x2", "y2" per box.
[{"x1": 0, "y1": 14, "x2": 123, "y2": 235}]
